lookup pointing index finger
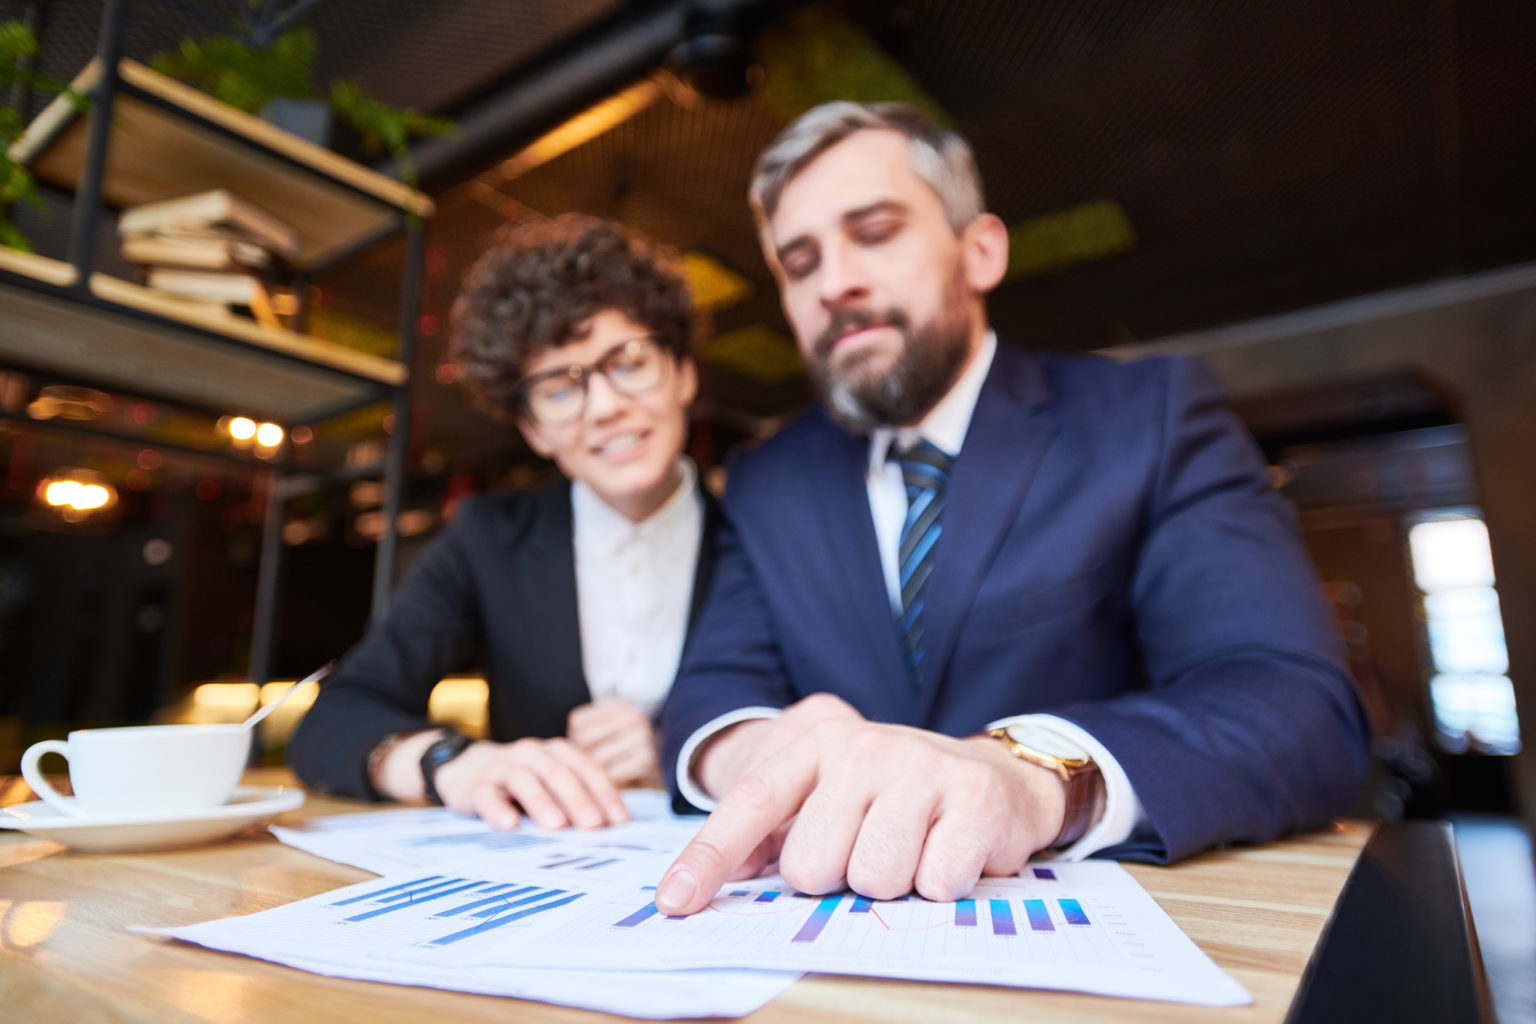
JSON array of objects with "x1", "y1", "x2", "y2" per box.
[{"x1": 655, "y1": 745, "x2": 819, "y2": 915}]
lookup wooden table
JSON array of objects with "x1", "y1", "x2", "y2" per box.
[{"x1": 0, "y1": 769, "x2": 1479, "y2": 1023}]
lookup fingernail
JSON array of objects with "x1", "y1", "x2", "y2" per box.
[
  {"x1": 656, "y1": 868, "x2": 697, "y2": 911},
  {"x1": 575, "y1": 811, "x2": 601, "y2": 829}
]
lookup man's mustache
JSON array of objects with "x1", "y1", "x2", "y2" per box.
[{"x1": 813, "y1": 308, "x2": 911, "y2": 361}]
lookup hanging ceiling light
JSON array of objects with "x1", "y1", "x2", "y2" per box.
[{"x1": 38, "y1": 468, "x2": 118, "y2": 522}]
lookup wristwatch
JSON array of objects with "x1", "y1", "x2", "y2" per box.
[
  {"x1": 986, "y1": 723, "x2": 1106, "y2": 849},
  {"x1": 419, "y1": 731, "x2": 473, "y2": 806}
]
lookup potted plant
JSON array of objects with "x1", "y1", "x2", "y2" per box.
[{"x1": 151, "y1": 23, "x2": 453, "y2": 187}]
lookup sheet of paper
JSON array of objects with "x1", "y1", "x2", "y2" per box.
[
  {"x1": 155, "y1": 860, "x2": 1250, "y2": 1008},
  {"x1": 271, "y1": 793, "x2": 702, "y2": 889},
  {"x1": 137, "y1": 926, "x2": 799, "y2": 1021},
  {"x1": 201, "y1": 794, "x2": 800, "y2": 1018}
]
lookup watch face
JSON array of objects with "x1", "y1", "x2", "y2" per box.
[{"x1": 1003, "y1": 724, "x2": 1088, "y2": 761}]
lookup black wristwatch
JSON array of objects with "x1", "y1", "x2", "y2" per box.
[{"x1": 419, "y1": 731, "x2": 472, "y2": 806}]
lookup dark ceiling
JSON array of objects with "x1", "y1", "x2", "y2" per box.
[{"x1": 11, "y1": 0, "x2": 1536, "y2": 469}]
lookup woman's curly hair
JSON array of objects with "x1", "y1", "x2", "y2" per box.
[{"x1": 449, "y1": 214, "x2": 695, "y2": 422}]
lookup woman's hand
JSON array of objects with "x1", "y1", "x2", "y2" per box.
[
  {"x1": 567, "y1": 699, "x2": 664, "y2": 789},
  {"x1": 432, "y1": 736, "x2": 630, "y2": 831}
]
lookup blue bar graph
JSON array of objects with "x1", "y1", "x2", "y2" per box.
[
  {"x1": 343, "y1": 880, "x2": 483, "y2": 922},
  {"x1": 429, "y1": 892, "x2": 584, "y2": 946},
  {"x1": 330, "y1": 876, "x2": 445, "y2": 906},
  {"x1": 469, "y1": 888, "x2": 566, "y2": 918},
  {"x1": 1024, "y1": 899, "x2": 1055, "y2": 931},
  {"x1": 614, "y1": 904, "x2": 660, "y2": 928},
  {"x1": 376, "y1": 878, "x2": 470, "y2": 903},
  {"x1": 1033, "y1": 867, "x2": 1057, "y2": 880},
  {"x1": 730, "y1": 890, "x2": 750, "y2": 896},
  {"x1": 792, "y1": 896, "x2": 841, "y2": 943},
  {"x1": 433, "y1": 884, "x2": 538, "y2": 918},
  {"x1": 1059, "y1": 898, "x2": 1090, "y2": 925},
  {"x1": 540, "y1": 855, "x2": 590, "y2": 870},
  {"x1": 850, "y1": 897, "x2": 872, "y2": 914},
  {"x1": 955, "y1": 899, "x2": 977, "y2": 927},
  {"x1": 754, "y1": 891, "x2": 781, "y2": 903},
  {"x1": 989, "y1": 899, "x2": 1017, "y2": 936}
]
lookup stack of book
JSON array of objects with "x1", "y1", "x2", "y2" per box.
[{"x1": 118, "y1": 189, "x2": 302, "y2": 326}]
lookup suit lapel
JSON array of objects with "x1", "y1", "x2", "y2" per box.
[
  {"x1": 523, "y1": 482, "x2": 591, "y2": 710},
  {"x1": 917, "y1": 344, "x2": 1059, "y2": 720}
]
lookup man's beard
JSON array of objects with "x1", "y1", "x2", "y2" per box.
[{"x1": 806, "y1": 281, "x2": 973, "y2": 434}]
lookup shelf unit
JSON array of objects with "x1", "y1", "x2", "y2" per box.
[
  {"x1": 2, "y1": 6, "x2": 433, "y2": 686},
  {"x1": 0, "y1": 245, "x2": 406, "y2": 424}
]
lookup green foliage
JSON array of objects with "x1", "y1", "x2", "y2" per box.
[
  {"x1": 329, "y1": 79, "x2": 455, "y2": 187},
  {"x1": 1004, "y1": 200, "x2": 1138, "y2": 282},
  {"x1": 150, "y1": 23, "x2": 318, "y2": 113},
  {"x1": 1, "y1": 19, "x2": 87, "y2": 251},
  {"x1": 754, "y1": 6, "x2": 950, "y2": 126},
  {"x1": 151, "y1": 25, "x2": 455, "y2": 185}
]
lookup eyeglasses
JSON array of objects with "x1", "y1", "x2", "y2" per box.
[{"x1": 516, "y1": 335, "x2": 670, "y2": 426}]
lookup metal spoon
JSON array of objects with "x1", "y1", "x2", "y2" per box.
[{"x1": 242, "y1": 661, "x2": 335, "y2": 729}]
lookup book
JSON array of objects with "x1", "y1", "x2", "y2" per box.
[
  {"x1": 121, "y1": 233, "x2": 273, "y2": 271},
  {"x1": 145, "y1": 267, "x2": 269, "y2": 305},
  {"x1": 119, "y1": 189, "x2": 301, "y2": 261}
]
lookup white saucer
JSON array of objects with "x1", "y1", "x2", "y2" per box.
[{"x1": 0, "y1": 785, "x2": 305, "y2": 852}]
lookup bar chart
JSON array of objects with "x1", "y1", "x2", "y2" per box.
[
  {"x1": 325, "y1": 874, "x2": 589, "y2": 946},
  {"x1": 612, "y1": 887, "x2": 1099, "y2": 949},
  {"x1": 165, "y1": 861, "x2": 1250, "y2": 1006}
]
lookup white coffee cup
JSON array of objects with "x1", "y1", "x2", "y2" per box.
[{"x1": 20, "y1": 723, "x2": 252, "y2": 818}]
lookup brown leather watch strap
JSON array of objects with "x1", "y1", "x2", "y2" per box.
[{"x1": 1050, "y1": 760, "x2": 1107, "y2": 849}]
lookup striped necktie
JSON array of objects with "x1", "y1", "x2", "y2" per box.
[{"x1": 891, "y1": 439, "x2": 953, "y2": 688}]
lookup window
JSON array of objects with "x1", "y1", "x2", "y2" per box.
[{"x1": 1406, "y1": 510, "x2": 1520, "y2": 755}]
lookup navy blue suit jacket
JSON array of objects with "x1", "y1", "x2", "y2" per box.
[{"x1": 660, "y1": 344, "x2": 1368, "y2": 862}]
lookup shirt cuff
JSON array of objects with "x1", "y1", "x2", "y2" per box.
[
  {"x1": 674, "y1": 706, "x2": 783, "y2": 812},
  {"x1": 982, "y1": 713, "x2": 1146, "y2": 860}
]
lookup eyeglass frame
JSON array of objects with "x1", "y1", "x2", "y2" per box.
[{"x1": 512, "y1": 334, "x2": 675, "y2": 426}]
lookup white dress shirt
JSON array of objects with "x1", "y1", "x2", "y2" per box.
[
  {"x1": 677, "y1": 334, "x2": 1144, "y2": 860},
  {"x1": 572, "y1": 458, "x2": 703, "y2": 721}
]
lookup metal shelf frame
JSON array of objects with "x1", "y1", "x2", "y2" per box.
[{"x1": 3, "y1": 0, "x2": 430, "y2": 685}]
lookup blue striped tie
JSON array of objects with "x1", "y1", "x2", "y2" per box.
[{"x1": 891, "y1": 439, "x2": 952, "y2": 688}]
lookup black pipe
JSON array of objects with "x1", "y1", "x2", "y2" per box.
[
  {"x1": 403, "y1": 0, "x2": 787, "y2": 194},
  {"x1": 66, "y1": 0, "x2": 128, "y2": 289},
  {"x1": 371, "y1": 215, "x2": 427, "y2": 620}
]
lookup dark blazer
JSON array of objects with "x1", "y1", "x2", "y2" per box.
[
  {"x1": 291, "y1": 477, "x2": 719, "y2": 799},
  {"x1": 660, "y1": 344, "x2": 1369, "y2": 862}
]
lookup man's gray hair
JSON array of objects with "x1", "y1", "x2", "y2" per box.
[{"x1": 748, "y1": 101, "x2": 985, "y2": 234}]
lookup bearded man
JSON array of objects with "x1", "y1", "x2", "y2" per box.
[{"x1": 654, "y1": 102, "x2": 1368, "y2": 915}]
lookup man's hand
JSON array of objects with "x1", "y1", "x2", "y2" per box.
[
  {"x1": 567, "y1": 699, "x2": 663, "y2": 788},
  {"x1": 433, "y1": 737, "x2": 629, "y2": 832},
  {"x1": 655, "y1": 696, "x2": 1068, "y2": 915}
]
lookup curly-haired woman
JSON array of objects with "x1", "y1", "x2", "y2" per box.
[{"x1": 290, "y1": 214, "x2": 710, "y2": 831}]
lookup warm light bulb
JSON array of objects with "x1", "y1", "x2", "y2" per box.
[
  {"x1": 228, "y1": 416, "x2": 257, "y2": 440},
  {"x1": 255, "y1": 422, "x2": 284, "y2": 447},
  {"x1": 45, "y1": 480, "x2": 81, "y2": 507},
  {"x1": 72, "y1": 484, "x2": 110, "y2": 510},
  {"x1": 74, "y1": 485, "x2": 110, "y2": 509}
]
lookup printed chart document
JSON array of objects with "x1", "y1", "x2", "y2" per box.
[
  {"x1": 270, "y1": 793, "x2": 696, "y2": 890},
  {"x1": 212, "y1": 794, "x2": 798, "y2": 1018},
  {"x1": 154, "y1": 859, "x2": 1250, "y2": 1009}
]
